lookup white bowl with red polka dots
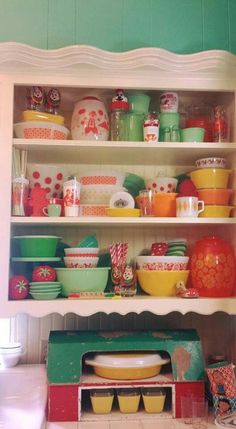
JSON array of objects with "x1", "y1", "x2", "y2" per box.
[
  {"x1": 26, "y1": 163, "x2": 69, "y2": 198},
  {"x1": 14, "y1": 121, "x2": 69, "y2": 140},
  {"x1": 146, "y1": 177, "x2": 178, "y2": 193}
]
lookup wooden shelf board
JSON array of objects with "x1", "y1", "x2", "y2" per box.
[{"x1": 13, "y1": 139, "x2": 236, "y2": 165}]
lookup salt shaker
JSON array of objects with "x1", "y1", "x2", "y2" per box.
[
  {"x1": 143, "y1": 112, "x2": 159, "y2": 142},
  {"x1": 45, "y1": 88, "x2": 61, "y2": 115},
  {"x1": 26, "y1": 86, "x2": 44, "y2": 111}
]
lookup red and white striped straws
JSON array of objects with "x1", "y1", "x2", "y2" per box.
[{"x1": 109, "y1": 242, "x2": 136, "y2": 296}]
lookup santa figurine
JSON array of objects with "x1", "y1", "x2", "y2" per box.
[
  {"x1": 26, "y1": 86, "x2": 44, "y2": 111},
  {"x1": 45, "y1": 88, "x2": 61, "y2": 114}
]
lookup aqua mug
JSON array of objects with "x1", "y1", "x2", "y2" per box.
[{"x1": 43, "y1": 204, "x2": 61, "y2": 217}]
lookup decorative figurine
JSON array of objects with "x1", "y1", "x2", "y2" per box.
[
  {"x1": 176, "y1": 281, "x2": 199, "y2": 298},
  {"x1": 28, "y1": 187, "x2": 48, "y2": 216},
  {"x1": 45, "y1": 88, "x2": 61, "y2": 114},
  {"x1": 26, "y1": 86, "x2": 44, "y2": 111},
  {"x1": 109, "y1": 242, "x2": 136, "y2": 296}
]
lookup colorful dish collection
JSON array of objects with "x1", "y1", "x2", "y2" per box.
[
  {"x1": 14, "y1": 88, "x2": 227, "y2": 143},
  {"x1": 13, "y1": 155, "x2": 235, "y2": 218},
  {"x1": 10, "y1": 233, "x2": 236, "y2": 300}
]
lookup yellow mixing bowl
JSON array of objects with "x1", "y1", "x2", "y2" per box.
[
  {"x1": 137, "y1": 270, "x2": 190, "y2": 296},
  {"x1": 190, "y1": 168, "x2": 232, "y2": 189},
  {"x1": 199, "y1": 205, "x2": 234, "y2": 218}
]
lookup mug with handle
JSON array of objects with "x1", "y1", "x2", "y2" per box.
[
  {"x1": 43, "y1": 203, "x2": 62, "y2": 217},
  {"x1": 176, "y1": 196, "x2": 205, "y2": 217}
]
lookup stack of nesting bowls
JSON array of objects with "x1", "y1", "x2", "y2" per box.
[
  {"x1": 14, "y1": 110, "x2": 69, "y2": 140},
  {"x1": 78, "y1": 170, "x2": 126, "y2": 213},
  {"x1": 190, "y1": 158, "x2": 233, "y2": 217},
  {"x1": 56, "y1": 237, "x2": 110, "y2": 296},
  {"x1": 64, "y1": 247, "x2": 99, "y2": 268},
  {"x1": 141, "y1": 176, "x2": 178, "y2": 217}
]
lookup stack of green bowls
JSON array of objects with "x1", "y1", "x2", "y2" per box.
[{"x1": 123, "y1": 173, "x2": 146, "y2": 199}]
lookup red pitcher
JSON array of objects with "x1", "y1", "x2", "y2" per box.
[{"x1": 190, "y1": 236, "x2": 236, "y2": 297}]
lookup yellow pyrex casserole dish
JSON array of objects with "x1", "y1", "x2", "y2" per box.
[
  {"x1": 22, "y1": 110, "x2": 65, "y2": 125},
  {"x1": 85, "y1": 352, "x2": 170, "y2": 380}
]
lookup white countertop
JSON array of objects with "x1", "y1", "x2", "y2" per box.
[
  {"x1": 0, "y1": 364, "x2": 217, "y2": 429},
  {"x1": 0, "y1": 364, "x2": 47, "y2": 429}
]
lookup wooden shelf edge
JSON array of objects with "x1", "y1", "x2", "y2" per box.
[
  {"x1": 3, "y1": 297, "x2": 236, "y2": 318},
  {"x1": 11, "y1": 216, "x2": 236, "y2": 225}
]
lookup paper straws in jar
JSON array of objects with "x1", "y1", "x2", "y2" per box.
[
  {"x1": 109, "y1": 242, "x2": 128, "y2": 268},
  {"x1": 12, "y1": 147, "x2": 28, "y2": 179}
]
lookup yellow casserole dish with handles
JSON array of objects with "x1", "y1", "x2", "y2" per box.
[
  {"x1": 22, "y1": 110, "x2": 65, "y2": 125},
  {"x1": 85, "y1": 352, "x2": 170, "y2": 380}
]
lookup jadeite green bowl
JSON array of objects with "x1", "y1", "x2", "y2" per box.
[
  {"x1": 55, "y1": 267, "x2": 110, "y2": 297},
  {"x1": 13, "y1": 235, "x2": 61, "y2": 257}
]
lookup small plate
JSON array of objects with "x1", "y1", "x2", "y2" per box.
[
  {"x1": 106, "y1": 208, "x2": 141, "y2": 217},
  {"x1": 11, "y1": 257, "x2": 61, "y2": 262}
]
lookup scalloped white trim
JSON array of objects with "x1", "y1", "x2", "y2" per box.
[{"x1": 0, "y1": 42, "x2": 235, "y2": 75}]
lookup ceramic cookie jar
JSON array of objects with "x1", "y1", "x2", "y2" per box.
[
  {"x1": 71, "y1": 96, "x2": 109, "y2": 141},
  {"x1": 190, "y1": 236, "x2": 236, "y2": 297}
]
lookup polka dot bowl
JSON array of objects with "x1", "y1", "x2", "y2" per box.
[
  {"x1": 146, "y1": 177, "x2": 178, "y2": 193},
  {"x1": 26, "y1": 163, "x2": 69, "y2": 198},
  {"x1": 14, "y1": 121, "x2": 69, "y2": 140}
]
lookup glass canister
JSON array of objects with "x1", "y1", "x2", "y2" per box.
[
  {"x1": 143, "y1": 112, "x2": 159, "y2": 142},
  {"x1": 212, "y1": 105, "x2": 229, "y2": 143},
  {"x1": 186, "y1": 104, "x2": 212, "y2": 142},
  {"x1": 126, "y1": 93, "x2": 151, "y2": 141},
  {"x1": 126, "y1": 111, "x2": 145, "y2": 141},
  {"x1": 190, "y1": 236, "x2": 236, "y2": 297},
  {"x1": 110, "y1": 89, "x2": 129, "y2": 141},
  {"x1": 71, "y1": 96, "x2": 109, "y2": 141},
  {"x1": 12, "y1": 176, "x2": 29, "y2": 216}
]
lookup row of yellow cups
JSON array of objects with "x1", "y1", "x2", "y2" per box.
[{"x1": 90, "y1": 387, "x2": 166, "y2": 414}]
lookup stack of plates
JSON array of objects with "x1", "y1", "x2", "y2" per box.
[
  {"x1": 166, "y1": 239, "x2": 187, "y2": 256},
  {"x1": 29, "y1": 282, "x2": 61, "y2": 300}
]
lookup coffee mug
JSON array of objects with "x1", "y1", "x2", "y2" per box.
[
  {"x1": 176, "y1": 196, "x2": 204, "y2": 217},
  {"x1": 43, "y1": 204, "x2": 61, "y2": 217}
]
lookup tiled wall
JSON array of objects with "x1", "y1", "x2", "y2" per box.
[{"x1": 0, "y1": 0, "x2": 235, "y2": 53}]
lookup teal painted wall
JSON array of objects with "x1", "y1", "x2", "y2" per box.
[{"x1": 0, "y1": 0, "x2": 235, "y2": 53}]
